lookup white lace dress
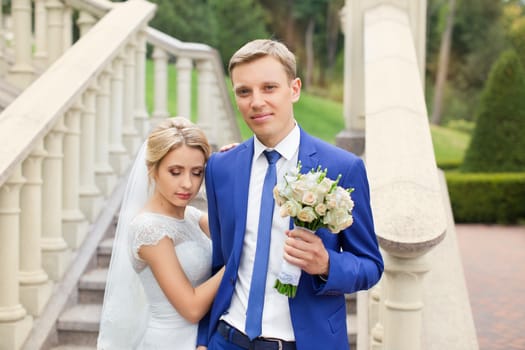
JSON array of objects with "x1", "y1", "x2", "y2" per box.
[{"x1": 129, "y1": 206, "x2": 211, "y2": 350}]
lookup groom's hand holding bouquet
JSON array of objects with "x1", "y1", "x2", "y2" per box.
[{"x1": 273, "y1": 162, "x2": 355, "y2": 298}]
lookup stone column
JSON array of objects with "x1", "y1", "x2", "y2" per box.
[
  {"x1": 0, "y1": 166, "x2": 33, "y2": 350},
  {"x1": 336, "y1": 0, "x2": 365, "y2": 156},
  {"x1": 0, "y1": 3, "x2": 6, "y2": 77},
  {"x1": 41, "y1": 118, "x2": 70, "y2": 281},
  {"x1": 196, "y1": 59, "x2": 215, "y2": 147},
  {"x1": 33, "y1": 0, "x2": 48, "y2": 67},
  {"x1": 176, "y1": 56, "x2": 192, "y2": 119},
  {"x1": 109, "y1": 57, "x2": 130, "y2": 175},
  {"x1": 46, "y1": 0, "x2": 64, "y2": 64},
  {"x1": 62, "y1": 3, "x2": 73, "y2": 51},
  {"x1": 76, "y1": 11, "x2": 96, "y2": 37},
  {"x1": 95, "y1": 72, "x2": 117, "y2": 196},
  {"x1": 19, "y1": 140, "x2": 52, "y2": 316},
  {"x1": 79, "y1": 88, "x2": 103, "y2": 221},
  {"x1": 382, "y1": 254, "x2": 429, "y2": 350},
  {"x1": 7, "y1": 0, "x2": 35, "y2": 88},
  {"x1": 134, "y1": 30, "x2": 150, "y2": 137},
  {"x1": 62, "y1": 104, "x2": 89, "y2": 249},
  {"x1": 151, "y1": 47, "x2": 169, "y2": 127},
  {"x1": 122, "y1": 42, "x2": 140, "y2": 153}
]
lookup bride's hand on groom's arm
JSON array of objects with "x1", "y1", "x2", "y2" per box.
[{"x1": 196, "y1": 346, "x2": 207, "y2": 350}]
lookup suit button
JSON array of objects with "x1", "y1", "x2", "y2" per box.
[{"x1": 230, "y1": 277, "x2": 235, "y2": 285}]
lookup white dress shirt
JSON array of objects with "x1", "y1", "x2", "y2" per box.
[{"x1": 222, "y1": 124, "x2": 300, "y2": 341}]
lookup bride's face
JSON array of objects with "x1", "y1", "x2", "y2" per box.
[{"x1": 153, "y1": 144, "x2": 205, "y2": 215}]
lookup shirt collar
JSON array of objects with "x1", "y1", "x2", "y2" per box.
[{"x1": 253, "y1": 123, "x2": 300, "y2": 161}]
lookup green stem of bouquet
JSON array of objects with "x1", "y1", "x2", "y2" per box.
[{"x1": 274, "y1": 280, "x2": 297, "y2": 298}]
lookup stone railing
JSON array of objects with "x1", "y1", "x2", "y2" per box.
[
  {"x1": 0, "y1": 1, "x2": 240, "y2": 348},
  {"x1": 358, "y1": 3, "x2": 477, "y2": 350}
]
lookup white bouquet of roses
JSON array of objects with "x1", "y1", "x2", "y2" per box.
[{"x1": 272, "y1": 162, "x2": 355, "y2": 298}]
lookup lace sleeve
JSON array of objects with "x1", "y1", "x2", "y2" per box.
[{"x1": 130, "y1": 215, "x2": 174, "y2": 265}]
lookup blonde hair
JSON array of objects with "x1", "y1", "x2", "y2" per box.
[
  {"x1": 228, "y1": 39, "x2": 297, "y2": 81},
  {"x1": 146, "y1": 117, "x2": 211, "y2": 182}
]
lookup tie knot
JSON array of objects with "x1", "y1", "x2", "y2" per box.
[{"x1": 264, "y1": 150, "x2": 281, "y2": 165}]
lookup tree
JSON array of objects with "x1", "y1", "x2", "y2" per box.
[
  {"x1": 430, "y1": 0, "x2": 456, "y2": 125},
  {"x1": 461, "y1": 49, "x2": 525, "y2": 172},
  {"x1": 207, "y1": 0, "x2": 269, "y2": 69}
]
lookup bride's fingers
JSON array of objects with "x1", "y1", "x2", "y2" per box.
[{"x1": 218, "y1": 142, "x2": 239, "y2": 152}]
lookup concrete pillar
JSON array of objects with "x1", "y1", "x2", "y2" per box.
[
  {"x1": 62, "y1": 104, "x2": 89, "y2": 249},
  {"x1": 33, "y1": 0, "x2": 48, "y2": 67},
  {"x1": 79, "y1": 88, "x2": 103, "y2": 221},
  {"x1": 7, "y1": 0, "x2": 35, "y2": 88},
  {"x1": 176, "y1": 56, "x2": 192, "y2": 119},
  {"x1": 46, "y1": 0, "x2": 64, "y2": 64},
  {"x1": 0, "y1": 166, "x2": 32, "y2": 350},
  {"x1": 76, "y1": 11, "x2": 96, "y2": 37},
  {"x1": 41, "y1": 118, "x2": 70, "y2": 281},
  {"x1": 196, "y1": 59, "x2": 215, "y2": 147},
  {"x1": 95, "y1": 72, "x2": 117, "y2": 196},
  {"x1": 19, "y1": 140, "x2": 53, "y2": 317},
  {"x1": 151, "y1": 47, "x2": 169, "y2": 127},
  {"x1": 134, "y1": 30, "x2": 150, "y2": 137},
  {"x1": 109, "y1": 57, "x2": 130, "y2": 175},
  {"x1": 382, "y1": 253, "x2": 429, "y2": 350},
  {"x1": 122, "y1": 42, "x2": 140, "y2": 153},
  {"x1": 62, "y1": 4, "x2": 73, "y2": 50}
]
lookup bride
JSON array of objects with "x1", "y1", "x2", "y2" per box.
[{"x1": 98, "y1": 117, "x2": 225, "y2": 349}]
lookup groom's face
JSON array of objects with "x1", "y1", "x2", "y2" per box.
[{"x1": 231, "y1": 56, "x2": 301, "y2": 148}]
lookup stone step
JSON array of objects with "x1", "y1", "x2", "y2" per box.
[
  {"x1": 78, "y1": 268, "x2": 108, "y2": 304},
  {"x1": 56, "y1": 304, "x2": 101, "y2": 347},
  {"x1": 51, "y1": 346, "x2": 96, "y2": 350},
  {"x1": 96, "y1": 238, "x2": 113, "y2": 268},
  {"x1": 347, "y1": 314, "x2": 357, "y2": 347}
]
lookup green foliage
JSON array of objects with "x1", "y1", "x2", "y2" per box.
[
  {"x1": 148, "y1": 0, "x2": 210, "y2": 44},
  {"x1": 446, "y1": 172, "x2": 525, "y2": 223},
  {"x1": 207, "y1": 0, "x2": 269, "y2": 69},
  {"x1": 461, "y1": 49, "x2": 525, "y2": 172},
  {"x1": 430, "y1": 124, "x2": 470, "y2": 166}
]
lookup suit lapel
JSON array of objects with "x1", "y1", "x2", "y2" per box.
[
  {"x1": 231, "y1": 140, "x2": 254, "y2": 269},
  {"x1": 297, "y1": 128, "x2": 319, "y2": 174}
]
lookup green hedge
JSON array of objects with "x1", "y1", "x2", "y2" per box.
[{"x1": 445, "y1": 172, "x2": 525, "y2": 223}]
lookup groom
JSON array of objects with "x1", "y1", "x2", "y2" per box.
[{"x1": 198, "y1": 39, "x2": 383, "y2": 350}]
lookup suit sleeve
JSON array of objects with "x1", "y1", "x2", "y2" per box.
[
  {"x1": 314, "y1": 157, "x2": 384, "y2": 295},
  {"x1": 197, "y1": 154, "x2": 220, "y2": 346}
]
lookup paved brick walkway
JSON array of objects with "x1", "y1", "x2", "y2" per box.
[{"x1": 456, "y1": 224, "x2": 525, "y2": 350}]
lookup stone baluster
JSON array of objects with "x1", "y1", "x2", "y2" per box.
[
  {"x1": 151, "y1": 46, "x2": 169, "y2": 127},
  {"x1": 0, "y1": 165, "x2": 32, "y2": 350},
  {"x1": 79, "y1": 87, "x2": 103, "y2": 221},
  {"x1": 45, "y1": 0, "x2": 64, "y2": 64},
  {"x1": 0, "y1": 1, "x2": 8, "y2": 77},
  {"x1": 108, "y1": 57, "x2": 130, "y2": 175},
  {"x1": 76, "y1": 11, "x2": 96, "y2": 37},
  {"x1": 369, "y1": 281, "x2": 384, "y2": 350},
  {"x1": 33, "y1": 0, "x2": 48, "y2": 67},
  {"x1": 62, "y1": 104, "x2": 88, "y2": 249},
  {"x1": 122, "y1": 42, "x2": 140, "y2": 153},
  {"x1": 134, "y1": 30, "x2": 150, "y2": 136},
  {"x1": 62, "y1": 3, "x2": 73, "y2": 50},
  {"x1": 95, "y1": 72, "x2": 117, "y2": 196},
  {"x1": 176, "y1": 57, "x2": 192, "y2": 119},
  {"x1": 41, "y1": 118, "x2": 70, "y2": 281},
  {"x1": 195, "y1": 59, "x2": 215, "y2": 148},
  {"x1": 7, "y1": 0, "x2": 35, "y2": 88},
  {"x1": 19, "y1": 140, "x2": 52, "y2": 316}
]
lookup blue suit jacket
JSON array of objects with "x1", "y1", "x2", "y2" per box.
[{"x1": 198, "y1": 128, "x2": 383, "y2": 350}]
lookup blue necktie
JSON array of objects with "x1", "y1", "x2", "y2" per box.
[{"x1": 245, "y1": 150, "x2": 281, "y2": 340}]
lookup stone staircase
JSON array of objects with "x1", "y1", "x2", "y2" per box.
[
  {"x1": 49, "y1": 220, "x2": 116, "y2": 349},
  {"x1": 42, "y1": 190, "x2": 357, "y2": 349}
]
